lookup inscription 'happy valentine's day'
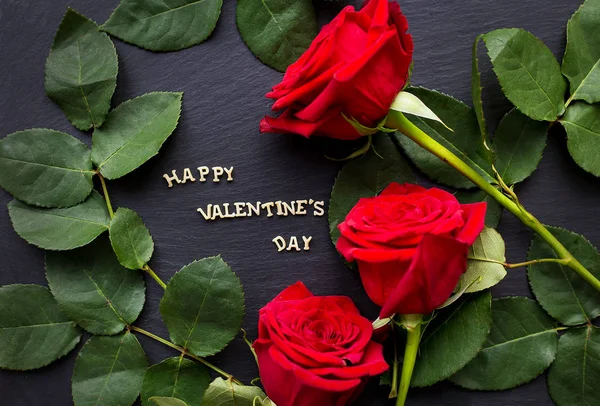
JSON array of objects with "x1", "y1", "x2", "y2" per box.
[{"x1": 163, "y1": 166, "x2": 324, "y2": 252}]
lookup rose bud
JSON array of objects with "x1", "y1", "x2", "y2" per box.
[
  {"x1": 260, "y1": 0, "x2": 413, "y2": 140},
  {"x1": 336, "y1": 183, "x2": 486, "y2": 317},
  {"x1": 253, "y1": 282, "x2": 388, "y2": 406}
]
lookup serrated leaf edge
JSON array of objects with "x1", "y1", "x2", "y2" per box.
[
  {"x1": 92, "y1": 92, "x2": 183, "y2": 180},
  {"x1": 162, "y1": 256, "x2": 246, "y2": 358},
  {"x1": 450, "y1": 296, "x2": 558, "y2": 391},
  {"x1": 44, "y1": 7, "x2": 119, "y2": 131},
  {"x1": 109, "y1": 207, "x2": 155, "y2": 270},
  {"x1": 526, "y1": 225, "x2": 600, "y2": 326},
  {"x1": 100, "y1": 0, "x2": 223, "y2": 52},
  {"x1": 0, "y1": 284, "x2": 83, "y2": 371},
  {"x1": 411, "y1": 291, "x2": 493, "y2": 388},
  {"x1": 44, "y1": 252, "x2": 147, "y2": 336},
  {"x1": 483, "y1": 28, "x2": 565, "y2": 122},
  {"x1": 7, "y1": 192, "x2": 110, "y2": 251},
  {"x1": 0, "y1": 128, "x2": 95, "y2": 208}
]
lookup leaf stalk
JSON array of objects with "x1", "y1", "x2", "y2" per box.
[
  {"x1": 142, "y1": 264, "x2": 167, "y2": 289},
  {"x1": 97, "y1": 172, "x2": 114, "y2": 219},
  {"x1": 130, "y1": 325, "x2": 243, "y2": 385},
  {"x1": 467, "y1": 256, "x2": 570, "y2": 269}
]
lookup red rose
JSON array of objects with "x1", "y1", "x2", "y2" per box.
[
  {"x1": 260, "y1": 0, "x2": 413, "y2": 140},
  {"x1": 336, "y1": 183, "x2": 486, "y2": 317},
  {"x1": 253, "y1": 282, "x2": 388, "y2": 406}
]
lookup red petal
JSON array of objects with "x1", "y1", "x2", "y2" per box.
[
  {"x1": 309, "y1": 341, "x2": 388, "y2": 378},
  {"x1": 456, "y1": 202, "x2": 487, "y2": 245},
  {"x1": 380, "y1": 233, "x2": 468, "y2": 317},
  {"x1": 379, "y1": 182, "x2": 427, "y2": 196},
  {"x1": 272, "y1": 281, "x2": 314, "y2": 302}
]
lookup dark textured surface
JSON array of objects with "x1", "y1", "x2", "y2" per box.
[{"x1": 0, "y1": 0, "x2": 595, "y2": 405}]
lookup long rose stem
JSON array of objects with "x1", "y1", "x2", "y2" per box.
[
  {"x1": 396, "y1": 318, "x2": 422, "y2": 406},
  {"x1": 386, "y1": 111, "x2": 600, "y2": 293}
]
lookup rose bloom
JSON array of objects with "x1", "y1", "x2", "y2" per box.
[
  {"x1": 260, "y1": 0, "x2": 414, "y2": 140},
  {"x1": 253, "y1": 282, "x2": 388, "y2": 406},
  {"x1": 336, "y1": 183, "x2": 486, "y2": 317}
]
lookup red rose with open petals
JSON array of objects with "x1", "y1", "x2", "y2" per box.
[
  {"x1": 260, "y1": 0, "x2": 413, "y2": 140},
  {"x1": 336, "y1": 183, "x2": 486, "y2": 317},
  {"x1": 253, "y1": 282, "x2": 388, "y2": 406}
]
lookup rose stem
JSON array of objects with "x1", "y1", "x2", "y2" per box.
[
  {"x1": 96, "y1": 172, "x2": 168, "y2": 290},
  {"x1": 396, "y1": 318, "x2": 422, "y2": 406},
  {"x1": 389, "y1": 324, "x2": 399, "y2": 398},
  {"x1": 386, "y1": 110, "x2": 600, "y2": 294},
  {"x1": 97, "y1": 172, "x2": 115, "y2": 219},
  {"x1": 130, "y1": 325, "x2": 243, "y2": 385}
]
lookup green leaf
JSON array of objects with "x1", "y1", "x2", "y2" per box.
[
  {"x1": 394, "y1": 87, "x2": 494, "y2": 189},
  {"x1": 45, "y1": 8, "x2": 118, "y2": 131},
  {"x1": 8, "y1": 191, "x2": 110, "y2": 250},
  {"x1": 483, "y1": 28, "x2": 567, "y2": 122},
  {"x1": 493, "y1": 108, "x2": 547, "y2": 185},
  {"x1": 329, "y1": 134, "x2": 414, "y2": 245},
  {"x1": 109, "y1": 207, "x2": 154, "y2": 270},
  {"x1": 0, "y1": 284, "x2": 81, "y2": 371},
  {"x1": 472, "y1": 35, "x2": 490, "y2": 149},
  {"x1": 410, "y1": 291, "x2": 492, "y2": 387},
  {"x1": 101, "y1": 0, "x2": 223, "y2": 52},
  {"x1": 45, "y1": 237, "x2": 146, "y2": 335},
  {"x1": 548, "y1": 325, "x2": 600, "y2": 406},
  {"x1": 451, "y1": 297, "x2": 558, "y2": 390},
  {"x1": 72, "y1": 332, "x2": 148, "y2": 406},
  {"x1": 562, "y1": 0, "x2": 600, "y2": 103},
  {"x1": 151, "y1": 398, "x2": 188, "y2": 406},
  {"x1": 390, "y1": 91, "x2": 451, "y2": 130},
  {"x1": 0, "y1": 129, "x2": 94, "y2": 208},
  {"x1": 457, "y1": 227, "x2": 507, "y2": 293},
  {"x1": 141, "y1": 357, "x2": 210, "y2": 406},
  {"x1": 255, "y1": 398, "x2": 276, "y2": 406},
  {"x1": 202, "y1": 378, "x2": 267, "y2": 406},
  {"x1": 527, "y1": 226, "x2": 600, "y2": 326},
  {"x1": 561, "y1": 102, "x2": 600, "y2": 177},
  {"x1": 92, "y1": 92, "x2": 183, "y2": 180},
  {"x1": 236, "y1": 0, "x2": 318, "y2": 72},
  {"x1": 160, "y1": 256, "x2": 244, "y2": 357},
  {"x1": 455, "y1": 189, "x2": 502, "y2": 228}
]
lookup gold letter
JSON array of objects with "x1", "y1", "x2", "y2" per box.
[
  {"x1": 163, "y1": 170, "x2": 181, "y2": 188},
  {"x1": 302, "y1": 236, "x2": 313, "y2": 251},
  {"x1": 272, "y1": 236, "x2": 286, "y2": 252},
  {"x1": 197, "y1": 166, "x2": 210, "y2": 182}
]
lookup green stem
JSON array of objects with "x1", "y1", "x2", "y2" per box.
[
  {"x1": 389, "y1": 326, "x2": 399, "y2": 399},
  {"x1": 97, "y1": 172, "x2": 114, "y2": 219},
  {"x1": 130, "y1": 325, "x2": 243, "y2": 385},
  {"x1": 142, "y1": 264, "x2": 167, "y2": 289},
  {"x1": 467, "y1": 256, "x2": 569, "y2": 269},
  {"x1": 96, "y1": 172, "x2": 167, "y2": 290},
  {"x1": 387, "y1": 111, "x2": 600, "y2": 294},
  {"x1": 396, "y1": 317, "x2": 422, "y2": 406},
  {"x1": 565, "y1": 94, "x2": 575, "y2": 110}
]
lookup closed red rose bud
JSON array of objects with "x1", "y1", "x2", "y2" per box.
[
  {"x1": 253, "y1": 282, "x2": 388, "y2": 406},
  {"x1": 336, "y1": 183, "x2": 487, "y2": 317},
  {"x1": 260, "y1": 0, "x2": 414, "y2": 140}
]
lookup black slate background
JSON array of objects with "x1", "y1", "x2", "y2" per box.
[{"x1": 0, "y1": 0, "x2": 597, "y2": 405}]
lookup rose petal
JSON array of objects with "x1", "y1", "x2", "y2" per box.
[
  {"x1": 380, "y1": 233, "x2": 468, "y2": 317},
  {"x1": 380, "y1": 182, "x2": 427, "y2": 196},
  {"x1": 254, "y1": 342, "x2": 364, "y2": 406},
  {"x1": 456, "y1": 202, "x2": 487, "y2": 245}
]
